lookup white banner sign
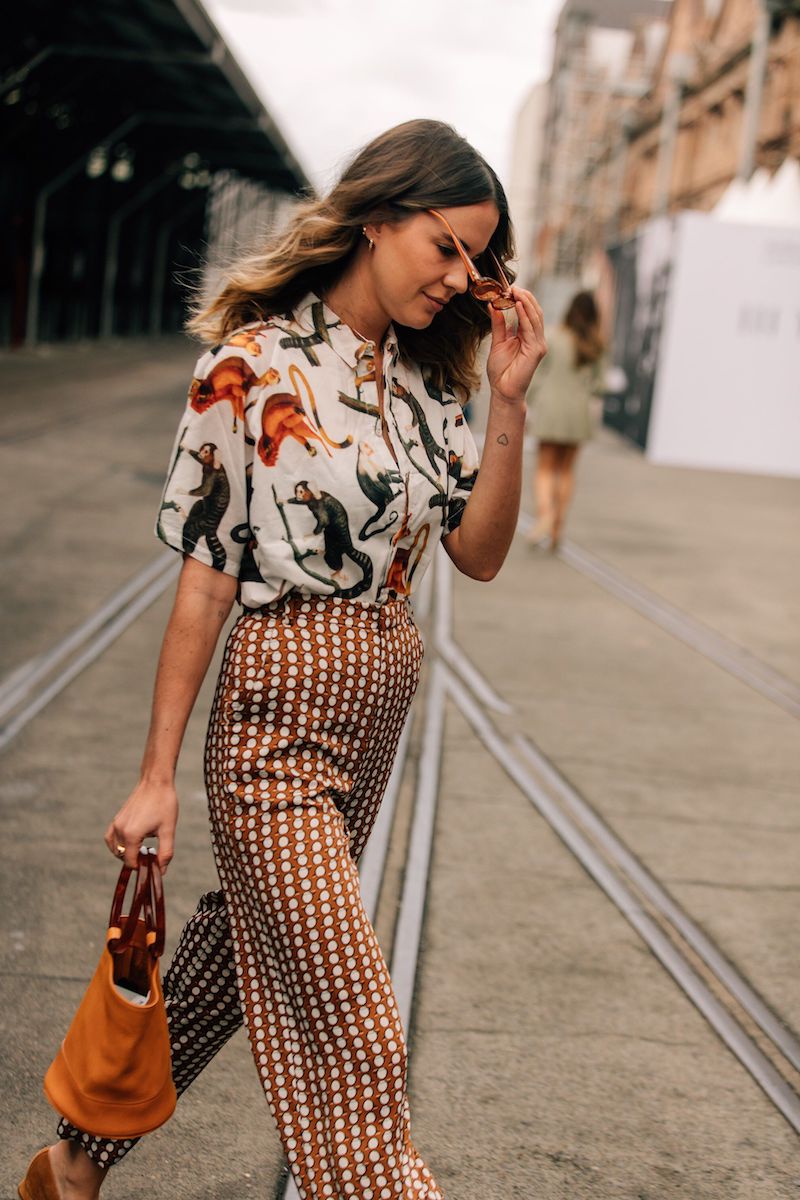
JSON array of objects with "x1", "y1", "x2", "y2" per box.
[{"x1": 648, "y1": 212, "x2": 800, "y2": 478}]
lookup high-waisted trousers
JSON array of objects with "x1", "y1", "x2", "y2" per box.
[{"x1": 57, "y1": 594, "x2": 443, "y2": 1199}]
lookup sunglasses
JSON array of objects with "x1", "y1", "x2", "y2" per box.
[{"x1": 428, "y1": 209, "x2": 515, "y2": 310}]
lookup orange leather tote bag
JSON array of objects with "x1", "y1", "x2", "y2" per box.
[{"x1": 44, "y1": 848, "x2": 177, "y2": 1137}]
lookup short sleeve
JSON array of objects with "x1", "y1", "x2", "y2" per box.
[
  {"x1": 443, "y1": 402, "x2": 480, "y2": 535},
  {"x1": 155, "y1": 340, "x2": 261, "y2": 577}
]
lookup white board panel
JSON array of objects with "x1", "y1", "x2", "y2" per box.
[{"x1": 647, "y1": 212, "x2": 800, "y2": 477}]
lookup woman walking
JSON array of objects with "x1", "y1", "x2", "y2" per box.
[
  {"x1": 526, "y1": 291, "x2": 604, "y2": 550},
  {"x1": 21, "y1": 119, "x2": 545, "y2": 1200}
]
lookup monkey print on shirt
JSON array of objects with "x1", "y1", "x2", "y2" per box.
[
  {"x1": 180, "y1": 442, "x2": 231, "y2": 571},
  {"x1": 257, "y1": 364, "x2": 352, "y2": 467},
  {"x1": 355, "y1": 440, "x2": 402, "y2": 539},
  {"x1": 189, "y1": 355, "x2": 280, "y2": 434},
  {"x1": 286, "y1": 481, "x2": 373, "y2": 599},
  {"x1": 156, "y1": 294, "x2": 480, "y2": 607}
]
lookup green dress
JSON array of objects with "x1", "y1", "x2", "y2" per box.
[{"x1": 526, "y1": 326, "x2": 605, "y2": 444}]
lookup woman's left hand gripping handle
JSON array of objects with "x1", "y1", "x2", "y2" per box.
[{"x1": 105, "y1": 781, "x2": 179, "y2": 876}]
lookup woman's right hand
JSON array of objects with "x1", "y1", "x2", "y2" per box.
[{"x1": 104, "y1": 781, "x2": 179, "y2": 875}]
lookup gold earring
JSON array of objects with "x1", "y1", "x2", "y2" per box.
[{"x1": 362, "y1": 226, "x2": 375, "y2": 251}]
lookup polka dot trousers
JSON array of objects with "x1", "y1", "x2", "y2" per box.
[{"x1": 59, "y1": 595, "x2": 443, "y2": 1199}]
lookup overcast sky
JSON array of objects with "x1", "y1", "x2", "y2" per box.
[{"x1": 205, "y1": 0, "x2": 563, "y2": 192}]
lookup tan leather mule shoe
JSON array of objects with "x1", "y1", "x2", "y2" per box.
[{"x1": 18, "y1": 1148, "x2": 61, "y2": 1200}]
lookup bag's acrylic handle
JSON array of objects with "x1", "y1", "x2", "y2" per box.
[
  {"x1": 108, "y1": 851, "x2": 150, "y2": 947},
  {"x1": 108, "y1": 849, "x2": 165, "y2": 958},
  {"x1": 144, "y1": 849, "x2": 166, "y2": 958}
]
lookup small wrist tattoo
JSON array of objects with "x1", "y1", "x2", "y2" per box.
[{"x1": 497, "y1": 432, "x2": 509, "y2": 446}]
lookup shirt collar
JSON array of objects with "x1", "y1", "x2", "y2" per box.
[{"x1": 292, "y1": 292, "x2": 398, "y2": 370}]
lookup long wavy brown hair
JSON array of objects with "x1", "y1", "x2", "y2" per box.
[
  {"x1": 563, "y1": 291, "x2": 604, "y2": 367},
  {"x1": 188, "y1": 119, "x2": 515, "y2": 398}
]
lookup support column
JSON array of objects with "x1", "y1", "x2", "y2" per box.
[
  {"x1": 100, "y1": 162, "x2": 183, "y2": 338},
  {"x1": 25, "y1": 114, "x2": 142, "y2": 348},
  {"x1": 737, "y1": 0, "x2": 772, "y2": 181},
  {"x1": 609, "y1": 114, "x2": 636, "y2": 241},
  {"x1": 150, "y1": 192, "x2": 207, "y2": 336}
]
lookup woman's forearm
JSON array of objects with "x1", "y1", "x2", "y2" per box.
[
  {"x1": 444, "y1": 393, "x2": 526, "y2": 580},
  {"x1": 139, "y1": 560, "x2": 237, "y2": 784}
]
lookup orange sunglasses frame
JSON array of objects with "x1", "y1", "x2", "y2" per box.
[{"x1": 428, "y1": 209, "x2": 515, "y2": 310}]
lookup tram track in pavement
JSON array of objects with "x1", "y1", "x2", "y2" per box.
[
  {"x1": 433, "y1": 550, "x2": 800, "y2": 1136},
  {"x1": 0, "y1": 552, "x2": 179, "y2": 754},
  {"x1": 277, "y1": 571, "x2": 442, "y2": 1200},
  {"x1": 517, "y1": 513, "x2": 800, "y2": 720}
]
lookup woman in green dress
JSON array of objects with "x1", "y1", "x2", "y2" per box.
[{"x1": 526, "y1": 291, "x2": 605, "y2": 550}]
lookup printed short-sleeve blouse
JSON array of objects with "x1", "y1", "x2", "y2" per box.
[{"x1": 156, "y1": 293, "x2": 480, "y2": 607}]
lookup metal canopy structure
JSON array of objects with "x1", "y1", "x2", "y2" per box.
[{"x1": 2, "y1": 0, "x2": 311, "y2": 347}]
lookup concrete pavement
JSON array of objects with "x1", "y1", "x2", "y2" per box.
[{"x1": 1, "y1": 339, "x2": 798, "y2": 1198}]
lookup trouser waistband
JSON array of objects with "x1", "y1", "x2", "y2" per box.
[{"x1": 243, "y1": 592, "x2": 413, "y2": 630}]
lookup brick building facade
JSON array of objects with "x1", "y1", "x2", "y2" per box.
[{"x1": 534, "y1": 0, "x2": 800, "y2": 281}]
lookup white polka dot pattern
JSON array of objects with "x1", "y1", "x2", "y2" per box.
[{"x1": 60, "y1": 595, "x2": 442, "y2": 1199}]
